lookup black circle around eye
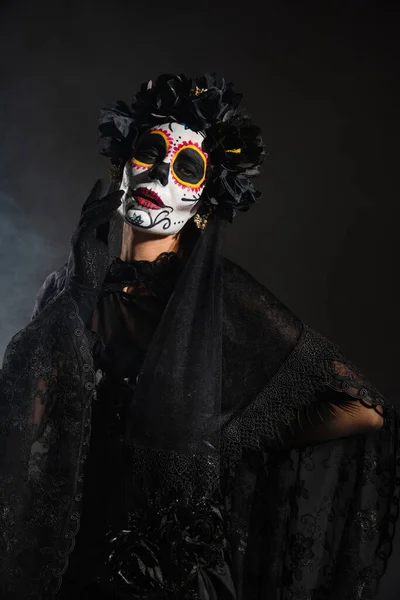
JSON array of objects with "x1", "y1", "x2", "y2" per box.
[
  {"x1": 133, "y1": 132, "x2": 167, "y2": 164},
  {"x1": 173, "y1": 147, "x2": 206, "y2": 184}
]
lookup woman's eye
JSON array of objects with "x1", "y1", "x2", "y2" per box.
[
  {"x1": 180, "y1": 166, "x2": 194, "y2": 177},
  {"x1": 142, "y1": 150, "x2": 157, "y2": 159},
  {"x1": 135, "y1": 145, "x2": 161, "y2": 162}
]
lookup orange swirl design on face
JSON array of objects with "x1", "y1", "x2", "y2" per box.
[
  {"x1": 131, "y1": 129, "x2": 173, "y2": 169},
  {"x1": 171, "y1": 141, "x2": 208, "y2": 189}
]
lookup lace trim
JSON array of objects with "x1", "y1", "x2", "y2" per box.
[
  {"x1": 327, "y1": 361, "x2": 385, "y2": 415},
  {"x1": 103, "y1": 252, "x2": 183, "y2": 296},
  {"x1": 46, "y1": 290, "x2": 96, "y2": 596},
  {"x1": 0, "y1": 289, "x2": 97, "y2": 599},
  {"x1": 221, "y1": 325, "x2": 391, "y2": 464},
  {"x1": 125, "y1": 445, "x2": 221, "y2": 501},
  {"x1": 221, "y1": 325, "x2": 340, "y2": 463}
]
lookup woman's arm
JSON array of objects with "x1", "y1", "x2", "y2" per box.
[{"x1": 276, "y1": 360, "x2": 385, "y2": 449}]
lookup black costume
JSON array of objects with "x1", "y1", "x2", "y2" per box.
[{"x1": 0, "y1": 74, "x2": 399, "y2": 600}]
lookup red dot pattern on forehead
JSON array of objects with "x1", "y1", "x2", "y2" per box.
[
  {"x1": 153, "y1": 126, "x2": 207, "y2": 158},
  {"x1": 171, "y1": 140, "x2": 208, "y2": 162}
]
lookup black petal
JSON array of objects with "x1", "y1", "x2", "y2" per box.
[{"x1": 98, "y1": 72, "x2": 265, "y2": 221}]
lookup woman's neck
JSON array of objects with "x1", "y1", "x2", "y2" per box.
[{"x1": 119, "y1": 222, "x2": 180, "y2": 262}]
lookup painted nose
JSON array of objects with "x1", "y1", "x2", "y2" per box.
[{"x1": 148, "y1": 161, "x2": 170, "y2": 186}]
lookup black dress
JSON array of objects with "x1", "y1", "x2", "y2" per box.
[
  {"x1": 59, "y1": 256, "x2": 181, "y2": 598},
  {"x1": 1, "y1": 254, "x2": 398, "y2": 600}
]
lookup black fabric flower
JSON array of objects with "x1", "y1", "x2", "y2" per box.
[
  {"x1": 97, "y1": 496, "x2": 228, "y2": 597},
  {"x1": 103, "y1": 253, "x2": 184, "y2": 298},
  {"x1": 98, "y1": 73, "x2": 265, "y2": 223},
  {"x1": 160, "y1": 497, "x2": 227, "y2": 569},
  {"x1": 98, "y1": 101, "x2": 139, "y2": 165}
]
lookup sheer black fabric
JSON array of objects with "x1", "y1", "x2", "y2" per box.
[
  {"x1": 0, "y1": 285, "x2": 97, "y2": 599},
  {"x1": 0, "y1": 250, "x2": 399, "y2": 599}
]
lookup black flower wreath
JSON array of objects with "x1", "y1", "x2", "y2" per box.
[{"x1": 98, "y1": 73, "x2": 265, "y2": 223}]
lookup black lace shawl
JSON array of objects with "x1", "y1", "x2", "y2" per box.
[{"x1": 0, "y1": 255, "x2": 399, "y2": 599}]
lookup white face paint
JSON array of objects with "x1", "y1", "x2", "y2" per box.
[{"x1": 118, "y1": 122, "x2": 208, "y2": 235}]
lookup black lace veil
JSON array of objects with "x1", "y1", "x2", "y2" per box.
[
  {"x1": 124, "y1": 212, "x2": 226, "y2": 501},
  {"x1": 98, "y1": 73, "x2": 264, "y2": 503}
]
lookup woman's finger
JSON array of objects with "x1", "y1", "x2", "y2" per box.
[
  {"x1": 95, "y1": 220, "x2": 111, "y2": 246},
  {"x1": 79, "y1": 191, "x2": 123, "y2": 226},
  {"x1": 80, "y1": 196, "x2": 123, "y2": 233}
]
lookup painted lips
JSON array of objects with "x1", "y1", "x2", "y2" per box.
[{"x1": 129, "y1": 187, "x2": 165, "y2": 210}]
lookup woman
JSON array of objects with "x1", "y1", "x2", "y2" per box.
[{"x1": 0, "y1": 73, "x2": 398, "y2": 600}]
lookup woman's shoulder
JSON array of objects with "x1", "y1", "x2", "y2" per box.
[
  {"x1": 222, "y1": 255, "x2": 292, "y2": 309},
  {"x1": 31, "y1": 263, "x2": 68, "y2": 320},
  {"x1": 221, "y1": 256, "x2": 303, "y2": 342}
]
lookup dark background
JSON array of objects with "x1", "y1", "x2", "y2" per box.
[{"x1": 0, "y1": 0, "x2": 399, "y2": 596}]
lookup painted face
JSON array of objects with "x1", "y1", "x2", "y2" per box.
[{"x1": 118, "y1": 122, "x2": 208, "y2": 235}]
